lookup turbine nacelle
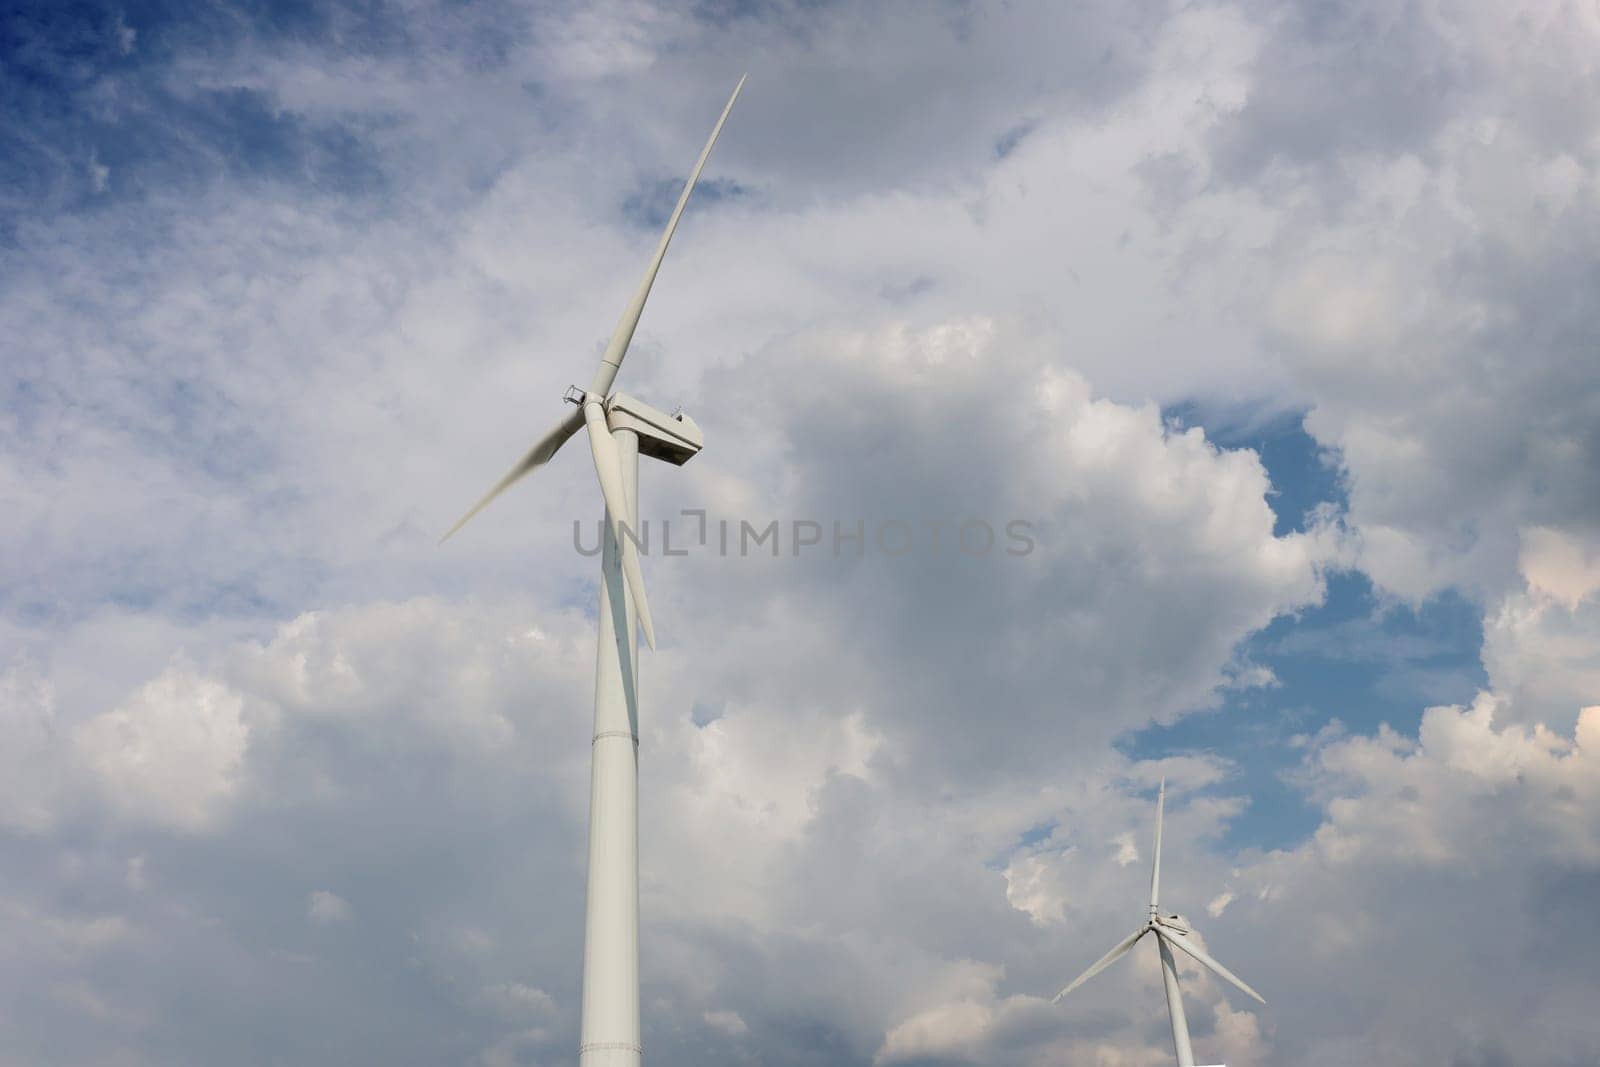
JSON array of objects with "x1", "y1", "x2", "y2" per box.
[
  {"x1": 1155, "y1": 913, "x2": 1191, "y2": 935},
  {"x1": 597, "y1": 391, "x2": 704, "y2": 466},
  {"x1": 563, "y1": 386, "x2": 705, "y2": 467}
]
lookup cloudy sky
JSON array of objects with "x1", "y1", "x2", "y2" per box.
[{"x1": 3, "y1": 1, "x2": 1599, "y2": 1064}]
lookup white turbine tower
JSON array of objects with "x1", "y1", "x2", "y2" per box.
[
  {"x1": 1053, "y1": 780, "x2": 1265, "y2": 1067},
  {"x1": 440, "y1": 76, "x2": 746, "y2": 1067}
]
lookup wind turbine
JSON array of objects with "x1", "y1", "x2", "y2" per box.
[
  {"x1": 1052, "y1": 780, "x2": 1265, "y2": 1067},
  {"x1": 440, "y1": 76, "x2": 746, "y2": 1067}
]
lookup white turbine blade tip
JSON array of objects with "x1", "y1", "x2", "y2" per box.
[
  {"x1": 621, "y1": 543, "x2": 657, "y2": 651},
  {"x1": 587, "y1": 73, "x2": 748, "y2": 396},
  {"x1": 640, "y1": 613, "x2": 657, "y2": 650},
  {"x1": 438, "y1": 510, "x2": 478, "y2": 545},
  {"x1": 1162, "y1": 928, "x2": 1266, "y2": 1005},
  {"x1": 439, "y1": 474, "x2": 516, "y2": 544},
  {"x1": 437, "y1": 407, "x2": 584, "y2": 543},
  {"x1": 1150, "y1": 780, "x2": 1166, "y2": 911},
  {"x1": 1053, "y1": 925, "x2": 1147, "y2": 1003}
]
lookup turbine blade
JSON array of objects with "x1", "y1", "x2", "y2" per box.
[
  {"x1": 1052, "y1": 925, "x2": 1149, "y2": 1003},
  {"x1": 583, "y1": 401, "x2": 658, "y2": 651},
  {"x1": 1150, "y1": 777, "x2": 1165, "y2": 912},
  {"x1": 1158, "y1": 926, "x2": 1266, "y2": 1005},
  {"x1": 588, "y1": 74, "x2": 747, "y2": 397},
  {"x1": 439, "y1": 406, "x2": 585, "y2": 543}
]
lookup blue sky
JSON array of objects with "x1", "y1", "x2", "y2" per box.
[
  {"x1": 2, "y1": 2, "x2": 377, "y2": 228},
  {"x1": 3, "y1": 2, "x2": 1599, "y2": 1066},
  {"x1": 1126, "y1": 409, "x2": 1489, "y2": 851}
]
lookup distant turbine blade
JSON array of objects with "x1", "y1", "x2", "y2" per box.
[
  {"x1": 588, "y1": 74, "x2": 747, "y2": 397},
  {"x1": 1150, "y1": 777, "x2": 1165, "y2": 912},
  {"x1": 1158, "y1": 925, "x2": 1266, "y2": 1005},
  {"x1": 583, "y1": 400, "x2": 658, "y2": 651},
  {"x1": 1052, "y1": 925, "x2": 1149, "y2": 1003},
  {"x1": 439, "y1": 406, "x2": 585, "y2": 543}
]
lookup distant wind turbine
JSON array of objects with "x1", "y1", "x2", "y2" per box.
[
  {"x1": 441, "y1": 75, "x2": 746, "y2": 1067},
  {"x1": 1053, "y1": 780, "x2": 1265, "y2": 1067}
]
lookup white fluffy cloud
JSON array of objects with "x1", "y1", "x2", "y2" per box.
[
  {"x1": 74, "y1": 667, "x2": 249, "y2": 833},
  {"x1": 667, "y1": 318, "x2": 1336, "y2": 786},
  {"x1": 1485, "y1": 586, "x2": 1600, "y2": 731},
  {"x1": 1220, "y1": 697, "x2": 1600, "y2": 1065},
  {"x1": 307, "y1": 890, "x2": 352, "y2": 925}
]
